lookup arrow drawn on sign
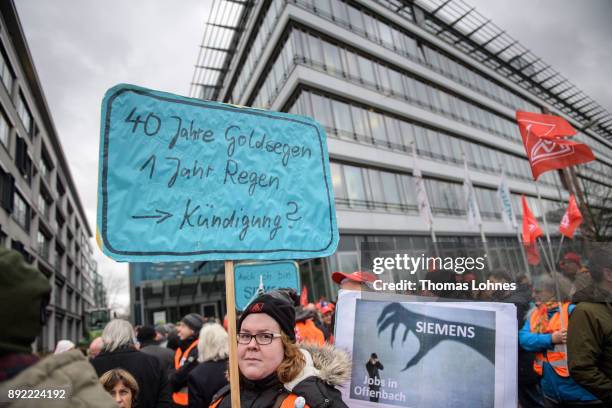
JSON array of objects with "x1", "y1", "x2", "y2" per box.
[
  {"x1": 132, "y1": 209, "x2": 173, "y2": 224},
  {"x1": 140, "y1": 154, "x2": 156, "y2": 179}
]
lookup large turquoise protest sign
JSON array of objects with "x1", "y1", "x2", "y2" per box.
[
  {"x1": 97, "y1": 84, "x2": 338, "y2": 261},
  {"x1": 234, "y1": 261, "x2": 300, "y2": 311}
]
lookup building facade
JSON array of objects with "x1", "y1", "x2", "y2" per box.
[
  {"x1": 133, "y1": 0, "x2": 612, "y2": 322},
  {"x1": 0, "y1": 1, "x2": 96, "y2": 351}
]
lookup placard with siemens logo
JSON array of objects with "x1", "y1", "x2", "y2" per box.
[
  {"x1": 234, "y1": 261, "x2": 300, "y2": 311},
  {"x1": 97, "y1": 84, "x2": 338, "y2": 261}
]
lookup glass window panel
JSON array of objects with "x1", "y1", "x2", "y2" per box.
[
  {"x1": 413, "y1": 125, "x2": 430, "y2": 154},
  {"x1": 357, "y1": 55, "x2": 376, "y2": 85},
  {"x1": 313, "y1": 0, "x2": 332, "y2": 16},
  {"x1": 330, "y1": 162, "x2": 346, "y2": 199},
  {"x1": 378, "y1": 21, "x2": 393, "y2": 46},
  {"x1": 368, "y1": 110, "x2": 387, "y2": 145},
  {"x1": 16, "y1": 93, "x2": 32, "y2": 135},
  {"x1": 332, "y1": 100, "x2": 354, "y2": 137},
  {"x1": 310, "y1": 93, "x2": 334, "y2": 129},
  {"x1": 381, "y1": 171, "x2": 401, "y2": 205},
  {"x1": 307, "y1": 34, "x2": 324, "y2": 64},
  {"x1": 347, "y1": 5, "x2": 365, "y2": 33},
  {"x1": 0, "y1": 49, "x2": 13, "y2": 92},
  {"x1": 399, "y1": 174, "x2": 417, "y2": 206},
  {"x1": 322, "y1": 41, "x2": 341, "y2": 73},
  {"x1": 367, "y1": 169, "x2": 385, "y2": 206},
  {"x1": 402, "y1": 76, "x2": 417, "y2": 101},
  {"x1": 402, "y1": 35, "x2": 418, "y2": 58},
  {"x1": 444, "y1": 135, "x2": 458, "y2": 160},
  {"x1": 0, "y1": 110, "x2": 9, "y2": 147},
  {"x1": 388, "y1": 69, "x2": 403, "y2": 96},
  {"x1": 351, "y1": 105, "x2": 369, "y2": 139},
  {"x1": 414, "y1": 80, "x2": 430, "y2": 106},
  {"x1": 345, "y1": 51, "x2": 361, "y2": 80},
  {"x1": 377, "y1": 64, "x2": 391, "y2": 91},
  {"x1": 344, "y1": 165, "x2": 367, "y2": 203},
  {"x1": 363, "y1": 13, "x2": 379, "y2": 42},
  {"x1": 384, "y1": 116, "x2": 402, "y2": 150},
  {"x1": 399, "y1": 121, "x2": 415, "y2": 146},
  {"x1": 331, "y1": 0, "x2": 349, "y2": 23}
]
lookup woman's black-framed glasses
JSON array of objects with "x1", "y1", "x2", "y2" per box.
[{"x1": 237, "y1": 332, "x2": 282, "y2": 345}]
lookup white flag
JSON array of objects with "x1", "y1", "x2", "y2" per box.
[
  {"x1": 463, "y1": 159, "x2": 482, "y2": 229},
  {"x1": 497, "y1": 169, "x2": 517, "y2": 229},
  {"x1": 412, "y1": 144, "x2": 434, "y2": 228}
]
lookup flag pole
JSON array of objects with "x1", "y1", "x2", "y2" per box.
[
  {"x1": 224, "y1": 260, "x2": 241, "y2": 408},
  {"x1": 555, "y1": 235, "x2": 566, "y2": 265},
  {"x1": 498, "y1": 165, "x2": 530, "y2": 278},
  {"x1": 462, "y1": 152, "x2": 493, "y2": 270},
  {"x1": 534, "y1": 182, "x2": 557, "y2": 269},
  {"x1": 411, "y1": 142, "x2": 439, "y2": 257},
  {"x1": 537, "y1": 237, "x2": 554, "y2": 273},
  {"x1": 516, "y1": 226, "x2": 531, "y2": 280}
]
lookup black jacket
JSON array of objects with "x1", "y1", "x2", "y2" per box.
[
  {"x1": 91, "y1": 347, "x2": 172, "y2": 408},
  {"x1": 141, "y1": 343, "x2": 175, "y2": 375},
  {"x1": 187, "y1": 359, "x2": 228, "y2": 408},
  {"x1": 212, "y1": 343, "x2": 350, "y2": 408},
  {"x1": 169, "y1": 337, "x2": 200, "y2": 393}
]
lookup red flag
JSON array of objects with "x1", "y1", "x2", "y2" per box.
[
  {"x1": 300, "y1": 286, "x2": 308, "y2": 306},
  {"x1": 559, "y1": 194, "x2": 583, "y2": 238},
  {"x1": 516, "y1": 111, "x2": 595, "y2": 180},
  {"x1": 522, "y1": 195, "x2": 543, "y2": 245},
  {"x1": 525, "y1": 241, "x2": 541, "y2": 265}
]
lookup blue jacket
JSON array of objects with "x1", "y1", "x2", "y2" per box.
[{"x1": 519, "y1": 304, "x2": 598, "y2": 402}]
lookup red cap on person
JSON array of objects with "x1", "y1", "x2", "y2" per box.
[
  {"x1": 563, "y1": 252, "x2": 581, "y2": 265},
  {"x1": 331, "y1": 271, "x2": 377, "y2": 285}
]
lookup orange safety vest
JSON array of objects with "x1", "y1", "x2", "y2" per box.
[
  {"x1": 172, "y1": 340, "x2": 199, "y2": 406},
  {"x1": 529, "y1": 302, "x2": 570, "y2": 377},
  {"x1": 209, "y1": 393, "x2": 310, "y2": 408}
]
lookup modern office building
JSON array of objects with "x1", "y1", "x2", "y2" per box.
[
  {"x1": 0, "y1": 1, "x2": 97, "y2": 351},
  {"x1": 131, "y1": 0, "x2": 612, "y2": 323}
]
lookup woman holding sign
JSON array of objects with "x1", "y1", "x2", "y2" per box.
[{"x1": 209, "y1": 290, "x2": 350, "y2": 408}]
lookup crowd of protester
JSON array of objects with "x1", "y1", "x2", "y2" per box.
[{"x1": 0, "y1": 245, "x2": 610, "y2": 407}]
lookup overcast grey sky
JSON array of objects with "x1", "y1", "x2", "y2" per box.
[
  {"x1": 16, "y1": 0, "x2": 211, "y2": 311},
  {"x1": 14, "y1": 1, "x2": 612, "y2": 312},
  {"x1": 468, "y1": 0, "x2": 612, "y2": 113}
]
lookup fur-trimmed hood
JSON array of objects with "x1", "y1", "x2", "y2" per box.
[{"x1": 292, "y1": 343, "x2": 351, "y2": 386}]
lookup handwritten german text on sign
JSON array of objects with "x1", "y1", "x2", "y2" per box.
[
  {"x1": 234, "y1": 261, "x2": 300, "y2": 311},
  {"x1": 97, "y1": 84, "x2": 338, "y2": 261}
]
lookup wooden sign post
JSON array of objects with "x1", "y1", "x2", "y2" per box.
[{"x1": 224, "y1": 260, "x2": 241, "y2": 407}]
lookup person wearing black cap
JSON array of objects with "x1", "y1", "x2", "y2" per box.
[
  {"x1": 210, "y1": 289, "x2": 350, "y2": 407},
  {"x1": 170, "y1": 313, "x2": 204, "y2": 407},
  {"x1": 138, "y1": 325, "x2": 174, "y2": 376}
]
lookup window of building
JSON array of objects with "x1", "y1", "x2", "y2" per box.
[
  {"x1": 54, "y1": 280, "x2": 64, "y2": 308},
  {"x1": 0, "y1": 167, "x2": 14, "y2": 212},
  {"x1": 56, "y1": 177, "x2": 65, "y2": 197},
  {"x1": 14, "y1": 137, "x2": 32, "y2": 184},
  {"x1": 0, "y1": 109, "x2": 10, "y2": 148},
  {"x1": 37, "y1": 230, "x2": 50, "y2": 260},
  {"x1": 13, "y1": 192, "x2": 29, "y2": 231},
  {"x1": 0, "y1": 47, "x2": 14, "y2": 93},
  {"x1": 39, "y1": 148, "x2": 53, "y2": 183},
  {"x1": 16, "y1": 92, "x2": 33, "y2": 136},
  {"x1": 38, "y1": 192, "x2": 51, "y2": 220},
  {"x1": 343, "y1": 165, "x2": 367, "y2": 206}
]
